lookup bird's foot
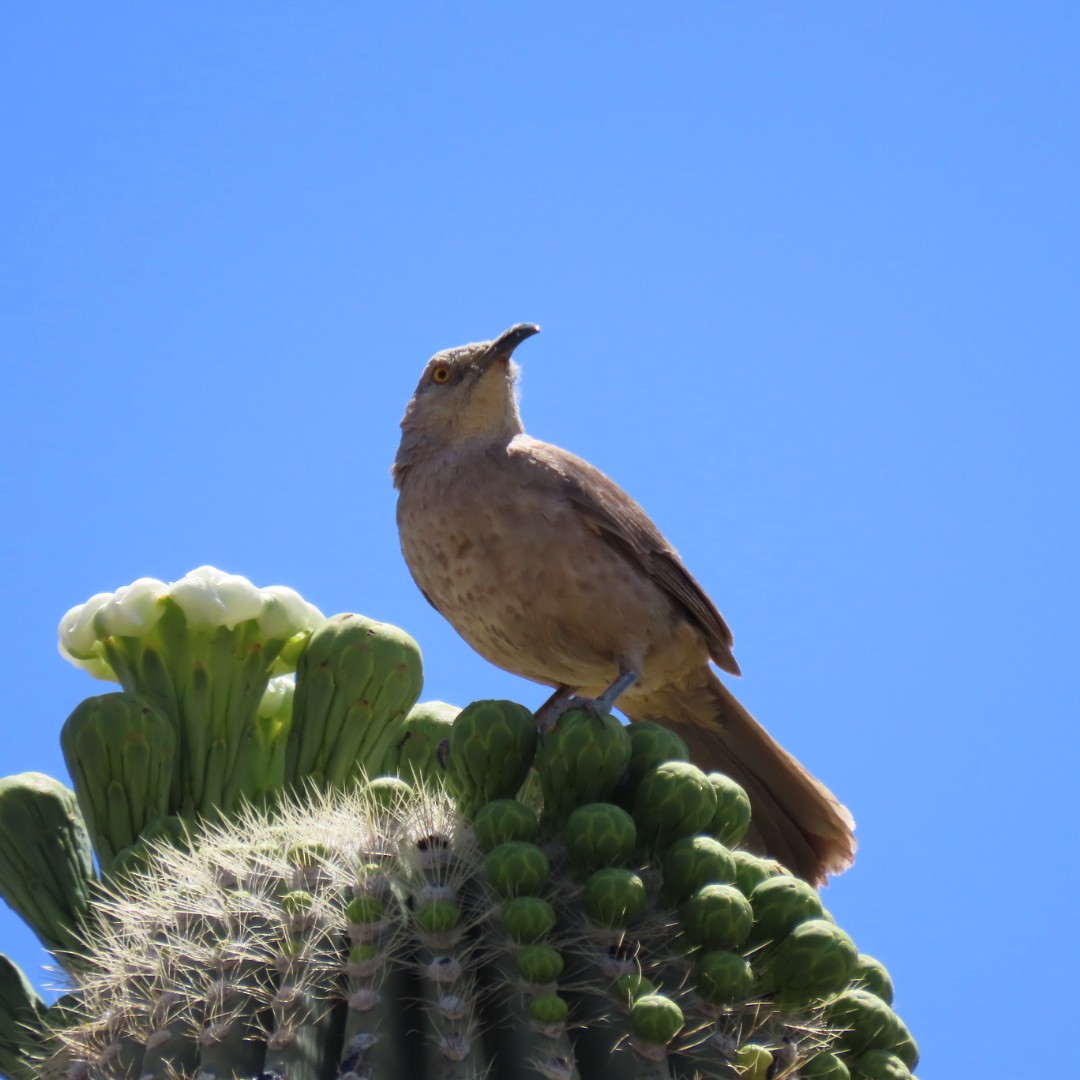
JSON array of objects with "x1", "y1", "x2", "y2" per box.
[{"x1": 534, "y1": 671, "x2": 639, "y2": 732}]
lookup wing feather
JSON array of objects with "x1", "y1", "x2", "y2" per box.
[{"x1": 513, "y1": 437, "x2": 740, "y2": 674}]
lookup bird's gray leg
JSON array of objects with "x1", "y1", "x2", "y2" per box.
[
  {"x1": 534, "y1": 671, "x2": 640, "y2": 732},
  {"x1": 534, "y1": 685, "x2": 575, "y2": 732},
  {"x1": 592, "y1": 669, "x2": 639, "y2": 713}
]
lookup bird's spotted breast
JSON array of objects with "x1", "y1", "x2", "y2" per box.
[{"x1": 397, "y1": 451, "x2": 674, "y2": 691}]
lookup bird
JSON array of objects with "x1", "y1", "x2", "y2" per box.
[{"x1": 392, "y1": 323, "x2": 855, "y2": 884}]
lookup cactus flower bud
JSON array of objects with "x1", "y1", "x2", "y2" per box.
[
  {"x1": 853, "y1": 953, "x2": 895, "y2": 1005},
  {"x1": 501, "y1": 897, "x2": 557, "y2": 944},
  {"x1": 736, "y1": 1044, "x2": 772, "y2": 1080},
  {"x1": 382, "y1": 700, "x2": 458, "y2": 784},
  {"x1": 633, "y1": 762, "x2": 717, "y2": 852},
  {"x1": 563, "y1": 802, "x2": 637, "y2": 874},
  {"x1": 694, "y1": 949, "x2": 754, "y2": 1007},
  {"x1": 584, "y1": 868, "x2": 648, "y2": 928},
  {"x1": 629, "y1": 993, "x2": 684, "y2": 1046},
  {"x1": 661, "y1": 835, "x2": 736, "y2": 903},
  {"x1": 748, "y1": 875, "x2": 824, "y2": 944},
  {"x1": 705, "y1": 772, "x2": 752, "y2": 847},
  {"x1": 416, "y1": 899, "x2": 461, "y2": 934},
  {"x1": 801, "y1": 1051, "x2": 852, "y2": 1080},
  {"x1": 471, "y1": 799, "x2": 539, "y2": 852},
  {"x1": 730, "y1": 849, "x2": 785, "y2": 897},
  {"x1": 850, "y1": 1049, "x2": 912, "y2": 1080},
  {"x1": 535, "y1": 709, "x2": 631, "y2": 824},
  {"x1": 484, "y1": 842, "x2": 550, "y2": 899},
  {"x1": 446, "y1": 700, "x2": 538, "y2": 817},
  {"x1": 771, "y1": 919, "x2": 858, "y2": 1003},
  {"x1": 682, "y1": 884, "x2": 753, "y2": 950},
  {"x1": 527, "y1": 994, "x2": 569, "y2": 1025},
  {"x1": 625, "y1": 722, "x2": 689, "y2": 783},
  {"x1": 516, "y1": 945, "x2": 564, "y2": 985},
  {"x1": 823, "y1": 990, "x2": 908, "y2": 1060},
  {"x1": 615, "y1": 973, "x2": 657, "y2": 1001}
]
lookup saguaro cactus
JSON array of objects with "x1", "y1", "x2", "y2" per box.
[{"x1": 0, "y1": 567, "x2": 919, "y2": 1080}]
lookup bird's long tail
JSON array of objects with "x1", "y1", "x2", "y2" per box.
[{"x1": 623, "y1": 671, "x2": 856, "y2": 886}]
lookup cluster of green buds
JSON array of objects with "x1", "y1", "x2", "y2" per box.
[{"x1": 0, "y1": 568, "x2": 920, "y2": 1080}]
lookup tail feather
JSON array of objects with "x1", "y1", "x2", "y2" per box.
[{"x1": 623, "y1": 671, "x2": 856, "y2": 886}]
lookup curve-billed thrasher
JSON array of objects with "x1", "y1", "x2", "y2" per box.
[{"x1": 393, "y1": 324, "x2": 855, "y2": 884}]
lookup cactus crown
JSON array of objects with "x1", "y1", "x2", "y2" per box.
[{"x1": 0, "y1": 567, "x2": 920, "y2": 1080}]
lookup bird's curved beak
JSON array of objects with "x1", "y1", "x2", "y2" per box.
[{"x1": 478, "y1": 323, "x2": 541, "y2": 371}]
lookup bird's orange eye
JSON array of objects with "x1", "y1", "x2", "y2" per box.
[{"x1": 432, "y1": 366, "x2": 451, "y2": 384}]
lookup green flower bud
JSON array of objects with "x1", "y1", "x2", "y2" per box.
[
  {"x1": 771, "y1": 919, "x2": 858, "y2": 1003},
  {"x1": 108, "y1": 814, "x2": 192, "y2": 882},
  {"x1": 629, "y1": 993, "x2": 684, "y2": 1046},
  {"x1": 633, "y1": 762, "x2": 717, "y2": 851},
  {"x1": 286, "y1": 841, "x2": 335, "y2": 869},
  {"x1": 415, "y1": 899, "x2": 460, "y2": 934},
  {"x1": 564, "y1": 802, "x2": 637, "y2": 874},
  {"x1": 853, "y1": 954, "x2": 895, "y2": 1004},
  {"x1": 736, "y1": 1044, "x2": 772, "y2": 1080},
  {"x1": 280, "y1": 890, "x2": 313, "y2": 915},
  {"x1": 626, "y1": 722, "x2": 689, "y2": 782},
  {"x1": 527, "y1": 994, "x2": 569, "y2": 1025},
  {"x1": 367, "y1": 776, "x2": 414, "y2": 811},
  {"x1": 661, "y1": 835, "x2": 736, "y2": 902},
  {"x1": 893, "y1": 1024, "x2": 919, "y2": 1071},
  {"x1": 681, "y1": 884, "x2": 753, "y2": 950},
  {"x1": 730, "y1": 849, "x2": 785, "y2": 896},
  {"x1": 484, "y1": 842, "x2": 550, "y2": 899},
  {"x1": 471, "y1": 799, "x2": 540, "y2": 852},
  {"x1": 501, "y1": 897, "x2": 558, "y2": 944},
  {"x1": 850, "y1": 1050, "x2": 912, "y2": 1080},
  {"x1": 748, "y1": 875, "x2": 824, "y2": 943},
  {"x1": 694, "y1": 949, "x2": 754, "y2": 1007},
  {"x1": 705, "y1": 772, "x2": 752, "y2": 847},
  {"x1": 615, "y1": 973, "x2": 657, "y2": 1001},
  {"x1": 382, "y1": 700, "x2": 458, "y2": 784},
  {"x1": 535, "y1": 709, "x2": 632, "y2": 824},
  {"x1": 348, "y1": 943, "x2": 379, "y2": 965},
  {"x1": 823, "y1": 990, "x2": 905, "y2": 1058},
  {"x1": 346, "y1": 896, "x2": 385, "y2": 925},
  {"x1": 516, "y1": 945, "x2": 564, "y2": 984},
  {"x1": 800, "y1": 1052, "x2": 852, "y2": 1080},
  {"x1": 446, "y1": 700, "x2": 538, "y2": 817},
  {"x1": 585, "y1": 868, "x2": 648, "y2": 928}
]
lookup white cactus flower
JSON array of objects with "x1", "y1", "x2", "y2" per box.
[
  {"x1": 169, "y1": 565, "x2": 265, "y2": 629},
  {"x1": 58, "y1": 592, "x2": 114, "y2": 662},
  {"x1": 258, "y1": 585, "x2": 325, "y2": 639},
  {"x1": 259, "y1": 674, "x2": 296, "y2": 720},
  {"x1": 96, "y1": 577, "x2": 168, "y2": 637}
]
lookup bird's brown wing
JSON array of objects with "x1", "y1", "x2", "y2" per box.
[{"x1": 514, "y1": 437, "x2": 740, "y2": 674}]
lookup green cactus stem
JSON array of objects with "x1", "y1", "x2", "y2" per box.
[
  {"x1": 60, "y1": 692, "x2": 176, "y2": 868},
  {"x1": 0, "y1": 953, "x2": 47, "y2": 1080},
  {"x1": 286, "y1": 613, "x2": 424, "y2": 792},
  {"x1": 0, "y1": 772, "x2": 95, "y2": 959}
]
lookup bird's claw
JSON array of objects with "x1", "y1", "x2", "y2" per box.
[{"x1": 534, "y1": 671, "x2": 639, "y2": 733}]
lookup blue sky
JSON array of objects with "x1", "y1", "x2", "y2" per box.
[{"x1": 2, "y1": 5, "x2": 1078, "y2": 1077}]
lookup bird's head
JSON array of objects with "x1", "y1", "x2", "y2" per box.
[{"x1": 393, "y1": 323, "x2": 540, "y2": 486}]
